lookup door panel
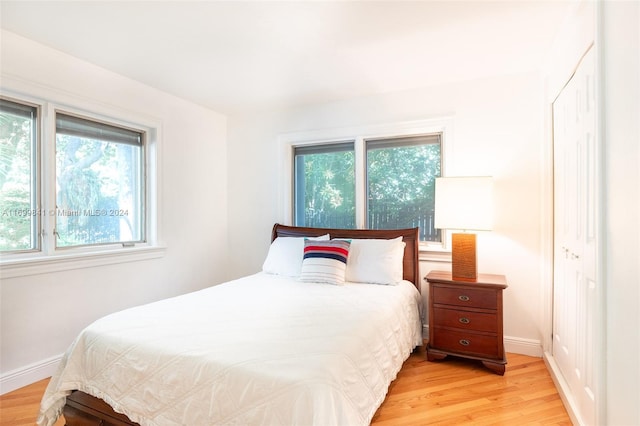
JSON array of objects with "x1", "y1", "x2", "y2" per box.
[{"x1": 552, "y1": 46, "x2": 597, "y2": 425}]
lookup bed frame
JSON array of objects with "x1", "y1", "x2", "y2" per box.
[{"x1": 62, "y1": 224, "x2": 420, "y2": 426}]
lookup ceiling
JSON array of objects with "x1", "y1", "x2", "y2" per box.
[{"x1": 0, "y1": 1, "x2": 570, "y2": 115}]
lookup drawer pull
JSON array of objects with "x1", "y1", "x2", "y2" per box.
[
  {"x1": 458, "y1": 295, "x2": 470, "y2": 302},
  {"x1": 459, "y1": 317, "x2": 470, "y2": 324},
  {"x1": 459, "y1": 339, "x2": 471, "y2": 346}
]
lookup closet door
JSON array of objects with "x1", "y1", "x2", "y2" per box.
[{"x1": 552, "y1": 46, "x2": 598, "y2": 425}]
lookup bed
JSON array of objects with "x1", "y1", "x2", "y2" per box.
[{"x1": 38, "y1": 224, "x2": 423, "y2": 426}]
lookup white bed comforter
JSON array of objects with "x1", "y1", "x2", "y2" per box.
[{"x1": 38, "y1": 273, "x2": 422, "y2": 426}]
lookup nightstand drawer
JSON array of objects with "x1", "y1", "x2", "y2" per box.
[
  {"x1": 431, "y1": 328, "x2": 500, "y2": 359},
  {"x1": 432, "y1": 307, "x2": 497, "y2": 333},
  {"x1": 432, "y1": 286, "x2": 497, "y2": 309}
]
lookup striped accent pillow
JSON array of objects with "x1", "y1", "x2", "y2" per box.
[{"x1": 300, "y1": 239, "x2": 351, "y2": 285}]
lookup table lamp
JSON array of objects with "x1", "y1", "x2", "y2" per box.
[{"x1": 434, "y1": 176, "x2": 493, "y2": 281}]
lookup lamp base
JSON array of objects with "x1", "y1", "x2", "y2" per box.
[{"x1": 451, "y1": 233, "x2": 477, "y2": 281}]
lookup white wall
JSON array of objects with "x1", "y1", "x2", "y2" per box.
[
  {"x1": 0, "y1": 31, "x2": 230, "y2": 392},
  {"x1": 602, "y1": 1, "x2": 640, "y2": 424},
  {"x1": 227, "y1": 71, "x2": 546, "y2": 356}
]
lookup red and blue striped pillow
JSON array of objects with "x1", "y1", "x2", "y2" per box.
[{"x1": 299, "y1": 239, "x2": 351, "y2": 285}]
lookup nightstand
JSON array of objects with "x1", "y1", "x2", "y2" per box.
[{"x1": 425, "y1": 270, "x2": 508, "y2": 375}]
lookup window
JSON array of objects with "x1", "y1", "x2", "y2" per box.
[
  {"x1": 0, "y1": 95, "x2": 160, "y2": 274},
  {"x1": 293, "y1": 142, "x2": 355, "y2": 228},
  {"x1": 0, "y1": 98, "x2": 39, "y2": 252},
  {"x1": 291, "y1": 130, "x2": 442, "y2": 244},
  {"x1": 366, "y1": 135, "x2": 441, "y2": 241},
  {"x1": 55, "y1": 113, "x2": 144, "y2": 248}
]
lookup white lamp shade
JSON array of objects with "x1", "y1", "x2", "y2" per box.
[{"x1": 434, "y1": 176, "x2": 493, "y2": 231}]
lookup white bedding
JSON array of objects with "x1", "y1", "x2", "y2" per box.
[{"x1": 38, "y1": 272, "x2": 422, "y2": 426}]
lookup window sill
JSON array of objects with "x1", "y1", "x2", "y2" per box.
[
  {"x1": 0, "y1": 245, "x2": 166, "y2": 279},
  {"x1": 419, "y1": 247, "x2": 452, "y2": 263}
]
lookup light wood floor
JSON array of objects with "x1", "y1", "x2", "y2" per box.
[{"x1": 0, "y1": 347, "x2": 570, "y2": 425}]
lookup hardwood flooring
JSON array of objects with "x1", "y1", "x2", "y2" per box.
[
  {"x1": 0, "y1": 379, "x2": 64, "y2": 426},
  {"x1": 0, "y1": 347, "x2": 570, "y2": 425},
  {"x1": 371, "y1": 347, "x2": 571, "y2": 425}
]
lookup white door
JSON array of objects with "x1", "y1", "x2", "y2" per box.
[{"x1": 552, "y1": 46, "x2": 598, "y2": 425}]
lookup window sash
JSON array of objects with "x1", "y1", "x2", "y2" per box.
[
  {"x1": 365, "y1": 133, "x2": 442, "y2": 242},
  {"x1": 293, "y1": 141, "x2": 356, "y2": 228},
  {"x1": 0, "y1": 98, "x2": 40, "y2": 253},
  {"x1": 54, "y1": 112, "x2": 146, "y2": 248}
]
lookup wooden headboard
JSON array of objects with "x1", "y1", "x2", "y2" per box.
[{"x1": 272, "y1": 223, "x2": 421, "y2": 290}]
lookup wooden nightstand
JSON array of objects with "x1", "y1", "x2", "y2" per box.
[{"x1": 425, "y1": 271, "x2": 508, "y2": 375}]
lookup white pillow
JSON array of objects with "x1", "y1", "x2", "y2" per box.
[
  {"x1": 345, "y1": 237, "x2": 405, "y2": 285},
  {"x1": 262, "y1": 234, "x2": 330, "y2": 277}
]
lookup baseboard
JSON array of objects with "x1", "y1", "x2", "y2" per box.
[
  {"x1": 0, "y1": 354, "x2": 62, "y2": 395},
  {"x1": 543, "y1": 351, "x2": 583, "y2": 425},
  {"x1": 504, "y1": 335, "x2": 543, "y2": 357},
  {"x1": 422, "y1": 325, "x2": 543, "y2": 357}
]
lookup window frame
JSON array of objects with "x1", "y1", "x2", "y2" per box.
[
  {"x1": 53, "y1": 109, "x2": 147, "y2": 249},
  {"x1": 0, "y1": 93, "x2": 164, "y2": 278},
  {"x1": 279, "y1": 117, "x2": 454, "y2": 257}
]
